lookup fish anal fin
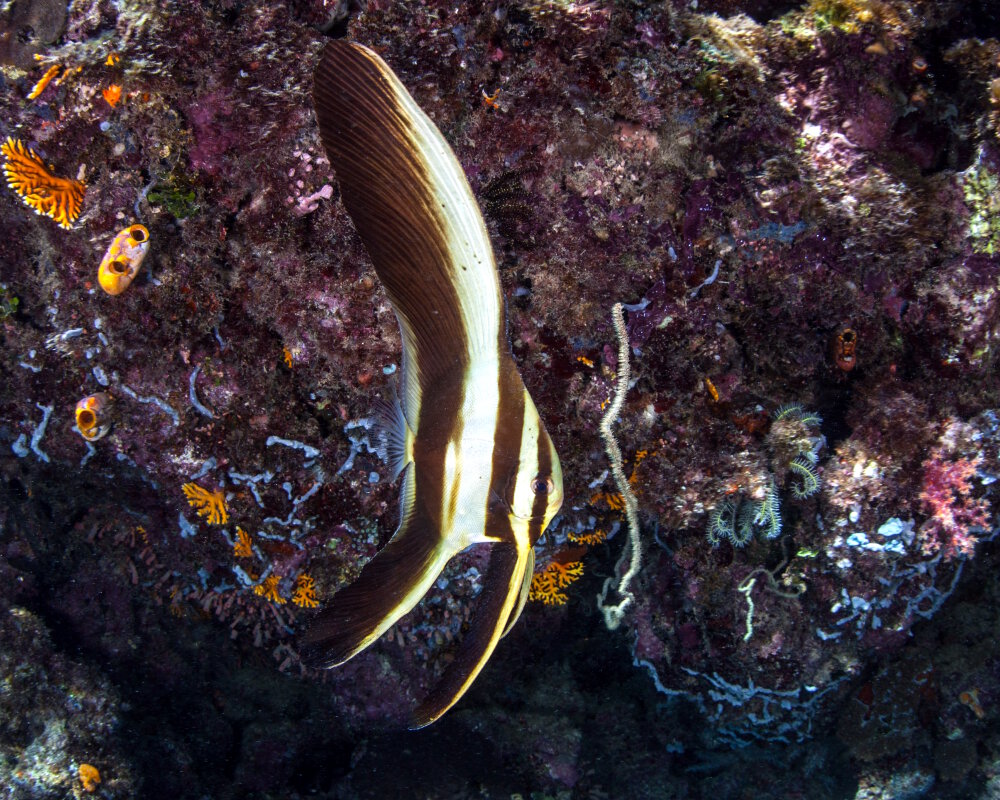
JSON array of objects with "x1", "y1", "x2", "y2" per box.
[
  {"x1": 299, "y1": 501, "x2": 452, "y2": 669},
  {"x1": 410, "y1": 541, "x2": 530, "y2": 729}
]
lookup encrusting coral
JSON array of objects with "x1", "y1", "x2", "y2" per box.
[{"x1": 78, "y1": 763, "x2": 101, "y2": 793}]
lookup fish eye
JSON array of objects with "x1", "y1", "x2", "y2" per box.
[{"x1": 530, "y1": 475, "x2": 554, "y2": 496}]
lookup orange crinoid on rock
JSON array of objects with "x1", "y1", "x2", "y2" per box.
[{"x1": 1, "y1": 137, "x2": 85, "y2": 228}]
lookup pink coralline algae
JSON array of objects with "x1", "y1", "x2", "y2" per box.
[
  {"x1": 289, "y1": 183, "x2": 333, "y2": 216},
  {"x1": 919, "y1": 453, "x2": 990, "y2": 560},
  {"x1": 185, "y1": 91, "x2": 240, "y2": 176}
]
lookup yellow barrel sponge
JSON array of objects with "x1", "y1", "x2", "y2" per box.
[
  {"x1": 98, "y1": 224, "x2": 150, "y2": 295},
  {"x1": 75, "y1": 392, "x2": 114, "y2": 441}
]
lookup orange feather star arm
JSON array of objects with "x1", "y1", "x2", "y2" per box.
[{"x1": 2, "y1": 137, "x2": 85, "y2": 229}]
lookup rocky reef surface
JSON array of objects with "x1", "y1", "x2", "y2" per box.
[{"x1": 1, "y1": 0, "x2": 999, "y2": 797}]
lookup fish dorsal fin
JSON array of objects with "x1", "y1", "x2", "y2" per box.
[
  {"x1": 314, "y1": 40, "x2": 505, "y2": 430},
  {"x1": 502, "y1": 546, "x2": 534, "y2": 638},
  {"x1": 371, "y1": 392, "x2": 414, "y2": 480},
  {"x1": 299, "y1": 465, "x2": 456, "y2": 668},
  {"x1": 410, "y1": 540, "x2": 532, "y2": 728}
]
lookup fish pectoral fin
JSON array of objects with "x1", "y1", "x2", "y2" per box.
[
  {"x1": 299, "y1": 487, "x2": 454, "y2": 669},
  {"x1": 371, "y1": 388, "x2": 414, "y2": 480},
  {"x1": 410, "y1": 540, "x2": 531, "y2": 729},
  {"x1": 502, "y1": 547, "x2": 534, "y2": 639}
]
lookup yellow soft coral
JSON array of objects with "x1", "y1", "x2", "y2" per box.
[
  {"x1": 1, "y1": 137, "x2": 85, "y2": 228},
  {"x1": 78, "y1": 763, "x2": 101, "y2": 793},
  {"x1": 182, "y1": 482, "x2": 228, "y2": 525},
  {"x1": 291, "y1": 574, "x2": 319, "y2": 608},
  {"x1": 590, "y1": 489, "x2": 625, "y2": 511},
  {"x1": 568, "y1": 528, "x2": 607, "y2": 546},
  {"x1": 27, "y1": 65, "x2": 60, "y2": 100},
  {"x1": 589, "y1": 450, "x2": 650, "y2": 511},
  {"x1": 253, "y1": 574, "x2": 286, "y2": 604},
  {"x1": 233, "y1": 527, "x2": 252, "y2": 557},
  {"x1": 529, "y1": 560, "x2": 584, "y2": 606}
]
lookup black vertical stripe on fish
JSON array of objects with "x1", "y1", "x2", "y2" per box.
[
  {"x1": 490, "y1": 357, "x2": 528, "y2": 535},
  {"x1": 528, "y1": 424, "x2": 554, "y2": 545}
]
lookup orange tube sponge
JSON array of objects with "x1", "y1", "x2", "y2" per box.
[
  {"x1": 98, "y1": 224, "x2": 150, "y2": 295},
  {"x1": 75, "y1": 393, "x2": 114, "y2": 441}
]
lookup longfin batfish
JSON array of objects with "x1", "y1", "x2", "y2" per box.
[{"x1": 301, "y1": 39, "x2": 564, "y2": 729}]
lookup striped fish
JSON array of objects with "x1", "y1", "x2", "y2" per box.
[{"x1": 302, "y1": 40, "x2": 564, "y2": 728}]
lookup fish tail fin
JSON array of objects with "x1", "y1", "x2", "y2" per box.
[{"x1": 410, "y1": 541, "x2": 531, "y2": 729}]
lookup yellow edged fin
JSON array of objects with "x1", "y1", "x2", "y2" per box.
[
  {"x1": 502, "y1": 547, "x2": 534, "y2": 639},
  {"x1": 410, "y1": 540, "x2": 532, "y2": 728},
  {"x1": 299, "y1": 466, "x2": 459, "y2": 667}
]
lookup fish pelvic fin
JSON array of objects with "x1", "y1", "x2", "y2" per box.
[
  {"x1": 502, "y1": 546, "x2": 534, "y2": 639},
  {"x1": 410, "y1": 539, "x2": 532, "y2": 729}
]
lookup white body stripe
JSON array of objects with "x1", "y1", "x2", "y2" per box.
[
  {"x1": 441, "y1": 357, "x2": 502, "y2": 547},
  {"x1": 508, "y1": 390, "x2": 544, "y2": 534}
]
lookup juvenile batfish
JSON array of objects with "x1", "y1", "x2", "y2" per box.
[{"x1": 301, "y1": 40, "x2": 564, "y2": 728}]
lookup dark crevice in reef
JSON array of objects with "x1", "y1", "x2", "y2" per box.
[
  {"x1": 0, "y1": 461, "x2": 357, "y2": 800},
  {"x1": 815, "y1": 378, "x2": 854, "y2": 452},
  {"x1": 935, "y1": 0, "x2": 1000, "y2": 41},
  {"x1": 907, "y1": 11, "x2": 998, "y2": 173}
]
